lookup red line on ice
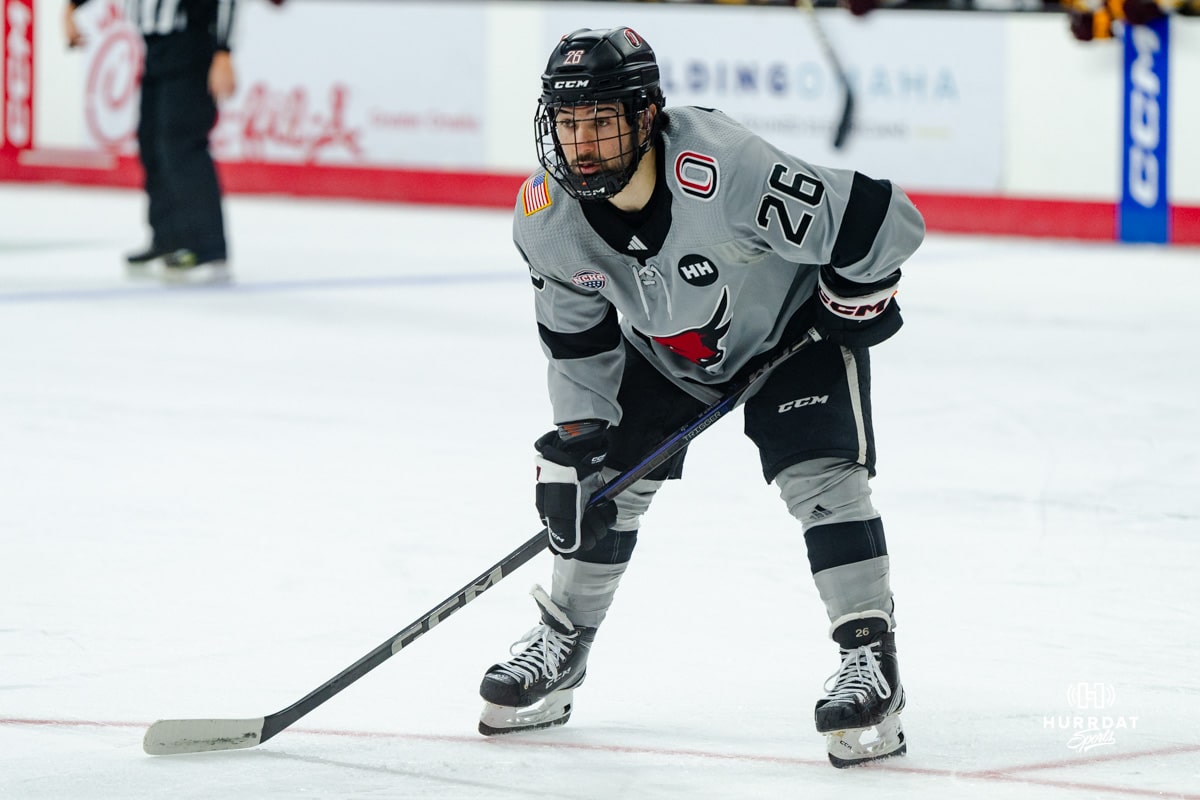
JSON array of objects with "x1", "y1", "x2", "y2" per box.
[{"x1": 2, "y1": 718, "x2": 1197, "y2": 799}]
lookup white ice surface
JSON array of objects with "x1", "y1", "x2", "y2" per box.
[{"x1": 1, "y1": 184, "x2": 1198, "y2": 799}]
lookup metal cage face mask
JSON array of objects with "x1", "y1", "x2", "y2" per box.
[{"x1": 535, "y1": 99, "x2": 653, "y2": 202}]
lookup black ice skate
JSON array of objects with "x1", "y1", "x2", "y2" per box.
[
  {"x1": 478, "y1": 585, "x2": 595, "y2": 736},
  {"x1": 126, "y1": 244, "x2": 174, "y2": 264},
  {"x1": 125, "y1": 244, "x2": 173, "y2": 278},
  {"x1": 815, "y1": 610, "x2": 906, "y2": 768}
]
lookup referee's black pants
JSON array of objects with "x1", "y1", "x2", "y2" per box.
[{"x1": 137, "y1": 32, "x2": 227, "y2": 261}]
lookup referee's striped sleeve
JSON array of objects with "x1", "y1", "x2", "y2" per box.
[{"x1": 214, "y1": 0, "x2": 237, "y2": 52}]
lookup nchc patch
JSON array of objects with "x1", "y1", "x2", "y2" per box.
[
  {"x1": 571, "y1": 269, "x2": 608, "y2": 290},
  {"x1": 522, "y1": 173, "x2": 553, "y2": 216}
]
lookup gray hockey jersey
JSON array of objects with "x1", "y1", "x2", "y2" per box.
[{"x1": 513, "y1": 105, "x2": 925, "y2": 426}]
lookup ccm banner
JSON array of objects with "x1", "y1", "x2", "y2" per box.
[
  {"x1": 2, "y1": 0, "x2": 34, "y2": 155},
  {"x1": 1120, "y1": 15, "x2": 1170, "y2": 244}
]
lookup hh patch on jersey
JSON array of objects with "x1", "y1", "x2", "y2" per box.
[
  {"x1": 522, "y1": 173, "x2": 552, "y2": 216},
  {"x1": 571, "y1": 269, "x2": 608, "y2": 290},
  {"x1": 674, "y1": 151, "x2": 719, "y2": 201},
  {"x1": 677, "y1": 254, "x2": 718, "y2": 286}
]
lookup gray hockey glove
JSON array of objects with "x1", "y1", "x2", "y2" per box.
[
  {"x1": 534, "y1": 421, "x2": 617, "y2": 558},
  {"x1": 816, "y1": 265, "x2": 903, "y2": 348}
]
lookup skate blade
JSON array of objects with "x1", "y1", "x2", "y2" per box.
[
  {"x1": 162, "y1": 264, "x2": 232, "y2": 286},
  {"x1": 826, "y1": 715, "x2": 905, "y2": 768},
  {"x1": 478, "y1": 689, "x2": 574, "y2": 736},
  {"x1": 126, "y1": 262, "x2": 160, "y2": 280}
]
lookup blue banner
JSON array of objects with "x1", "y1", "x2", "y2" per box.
[{"x1": 1119, "y1": 16, "x2": 1170, "y2": 244}]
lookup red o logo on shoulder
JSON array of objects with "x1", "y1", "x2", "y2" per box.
[
  {"x1": 624, "y1": 29, "x2": 643, "y2": 48},
  {"x1": 674, "y1": 151, "x2": 719, "y2": 201}
]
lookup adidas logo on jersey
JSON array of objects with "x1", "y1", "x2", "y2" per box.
[
  {"x1": 809, "y1": 504, "x2": 834, "y2": 521},
  {"x1": 627, "y1": 235, "x2": 648, "y2": 251}
]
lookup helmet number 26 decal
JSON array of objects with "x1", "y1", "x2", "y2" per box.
[{"x1": 755, "y1": 163, "x2": 826, "y2": 247}]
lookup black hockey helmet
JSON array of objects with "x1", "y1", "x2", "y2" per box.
[{"x1": 535, "y1": 27, "x2": 666, "y2": 201}]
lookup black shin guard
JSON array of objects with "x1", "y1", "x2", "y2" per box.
[{"x1": 804, "y1": 517, "x2": 887, "y2": 574}]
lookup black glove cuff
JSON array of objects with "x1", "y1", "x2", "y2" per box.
[
  {"x1": 819, "y1": 264, "x2": 900, "y2": 298},
  {"x1": 535, "y1": 421, "x2": 609, "y2": 474}
]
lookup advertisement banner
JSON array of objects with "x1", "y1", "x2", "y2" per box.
[
  {"x1": 544, "y1": 5, "x2": 1005, "y2": 193},
  {"x1": 76, "y1": 0, "x2": 140, "y2": 155},
  {"x1": 2, "y1": 0, "x2": 35, "y2": 153},
  {"x1": 1119, "y1": 15, "x2": 1170, "y2": 244},
  {"x1": 74, "y1": 0, "x2": 488, "y2": 169},
  {"x1": 209, "y1": 1, "x2": 487, "y2": 168}
]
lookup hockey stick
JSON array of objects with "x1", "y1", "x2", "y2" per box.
[
  {"x1": 143, "y1": 327, "x2": 823, "y2": 756},
  {"x1": 797, "y1": 0, "x2": 855, "y2": 150}
]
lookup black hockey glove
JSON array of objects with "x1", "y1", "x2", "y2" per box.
[
  {"x1": 534, "y1": 421, "x2": 617, "y2": 558},
  {"x1": 816, "y1": 265, "x2": 904, "y2": 348}
]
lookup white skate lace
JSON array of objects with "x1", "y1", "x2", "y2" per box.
[
  {"x1": 822, "y1": 642, "x2": 892, "y2": 704},
  {"x1": 493, "y1": 624, "x2": 576, "y2": 688}
]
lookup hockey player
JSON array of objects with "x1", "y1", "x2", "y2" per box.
[{"x1": 479, "y1": 27, "x2": 923, "y2": 767}]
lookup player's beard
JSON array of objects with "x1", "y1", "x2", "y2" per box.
[
  {"x1": 569, "y1": 130, "x2": 635, "y2": 181},
  {"x1": 570, "y1": 160, "x2": 624, "y2": 187}
]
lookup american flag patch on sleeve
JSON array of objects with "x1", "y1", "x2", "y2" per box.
[{"x1": 522, "y1": 173, "x2": 552, "y2": 216}]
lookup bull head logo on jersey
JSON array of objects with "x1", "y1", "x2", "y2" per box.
[{"x1": 651, "y1": 288, "x2": 730, "y2": 370}]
